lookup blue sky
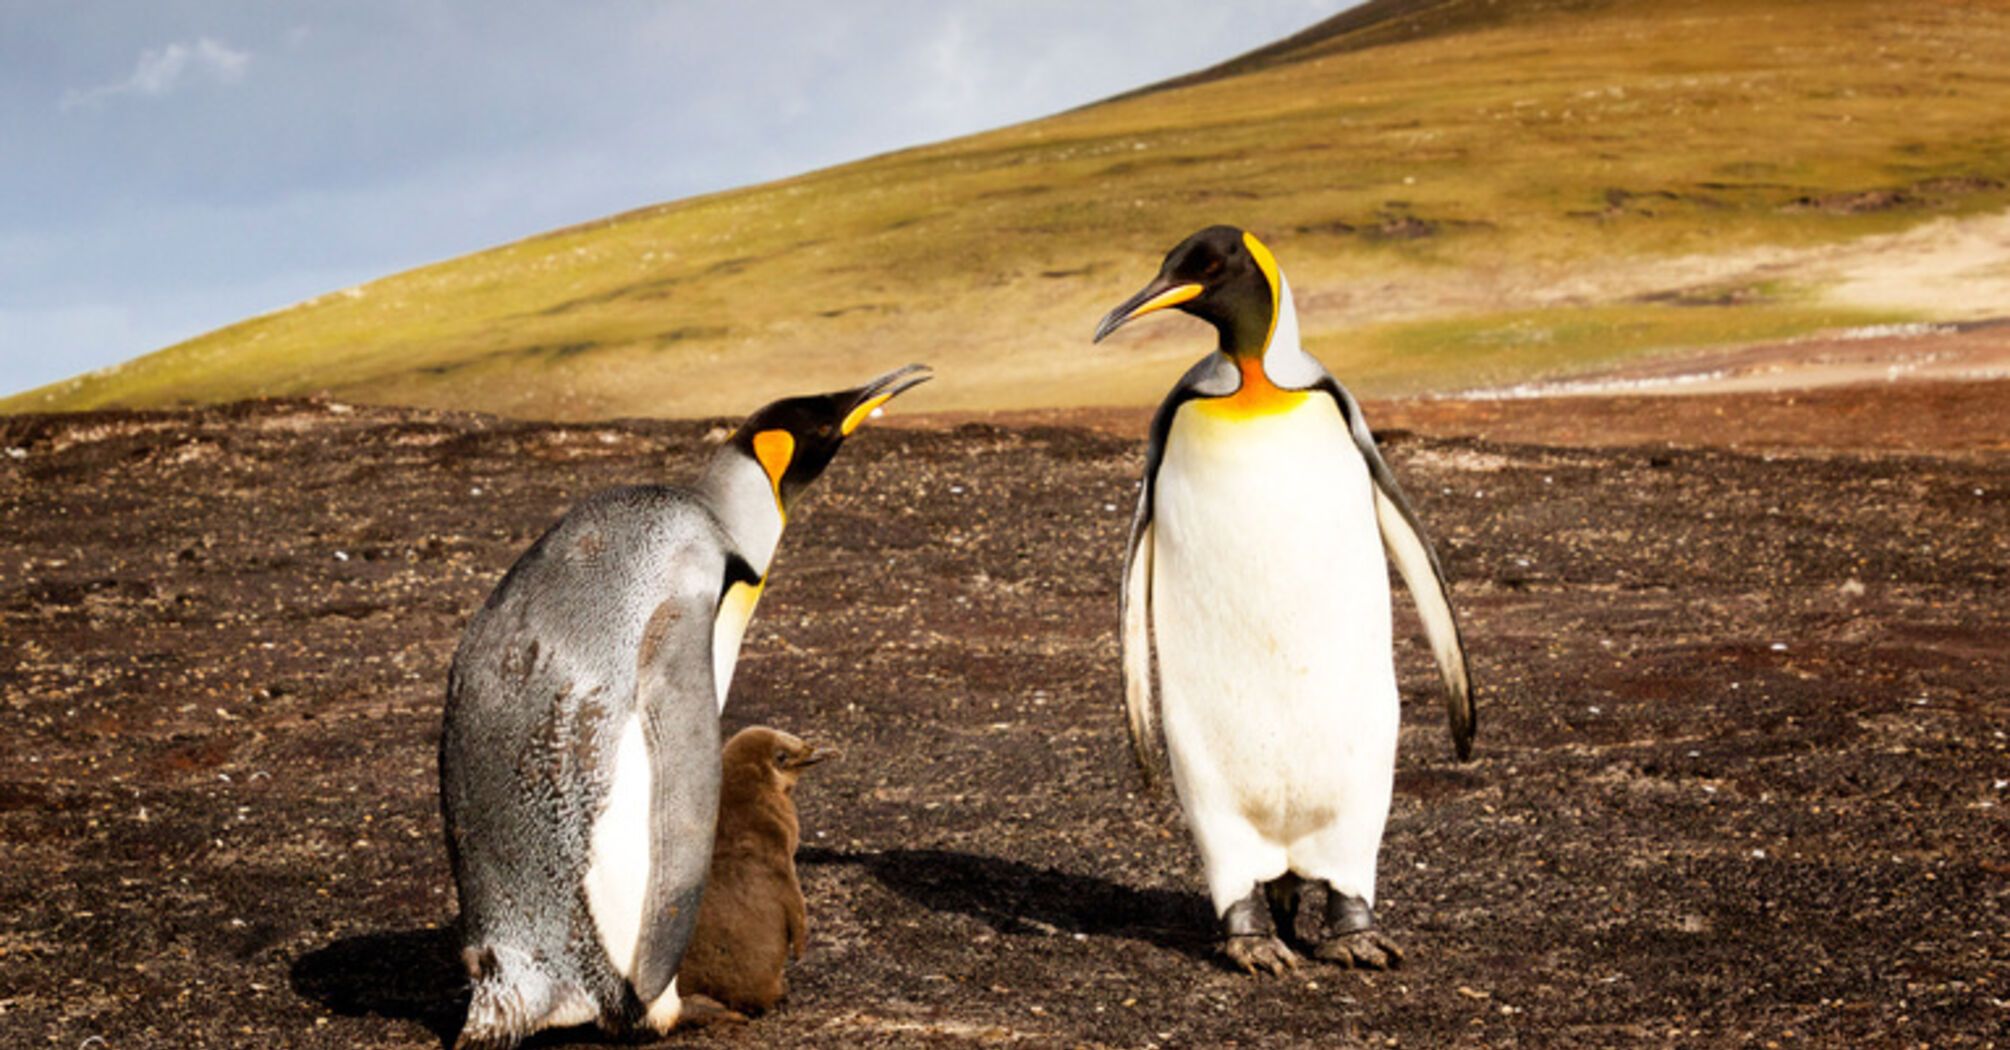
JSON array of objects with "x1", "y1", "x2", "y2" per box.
[{"x1": 1, "y1": 1, "x2": 1348, "y2": 397}]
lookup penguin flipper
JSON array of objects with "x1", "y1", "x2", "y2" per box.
[
  {"x1": 1120, "y1": 511, "x2": 1162, "y2": 780},
  {"x1": 1320, "y1": 379, "x2": 1477, "y2": 761},
  {"x1": 626, "y1": 589, "x2": 727, "y2": 1014},
  {"x1": 1372, "y1": 483, "x2": 1475, "y2": 760}
]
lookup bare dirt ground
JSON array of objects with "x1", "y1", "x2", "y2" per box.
[{"x1": 1, "y1": 383, "x2": 2004, "y2": 1048}]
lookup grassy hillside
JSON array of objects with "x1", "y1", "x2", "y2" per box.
[{"x1": 12, "y1": 0, "x2": 2010, "y2": 419}]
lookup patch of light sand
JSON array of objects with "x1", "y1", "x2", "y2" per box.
[
  {"x1": 1295, "y1": 207, "x2": 2010, "y2": 336},
  {"x1": 1814, "y1": 209, "x2": 2010, "y2": 318},
  {"x1": 1457, "y1": 322, "x2": 2010, "y2": 398}
]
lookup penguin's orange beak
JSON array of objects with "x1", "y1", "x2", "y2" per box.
[
  {"x1": 839, "y1": 364, "x2": 933, "y2": 436},
  {"x1": 1092, "y1": 277, "x2": 1202, "y2": 343}
]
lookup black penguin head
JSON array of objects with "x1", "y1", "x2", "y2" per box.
[
  {"x1": 729, "y1": 363, "x2": 931, "y2": 513},
  {"x1": 1091, "y1": 225, "x2": 1281, "y2": 356}
]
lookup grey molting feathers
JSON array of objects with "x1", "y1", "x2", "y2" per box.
[{"x1": 440, "y1": 367, "x2": 928, "y2": 1049}]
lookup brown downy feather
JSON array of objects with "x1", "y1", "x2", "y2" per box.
[{"x1": 676, "y1": 726, "x2": 827, "y2": 1015}]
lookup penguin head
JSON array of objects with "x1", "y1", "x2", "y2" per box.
[
  {"x1": 1091, "y1": 225, "x2": 1281, "y2": 355},
  {"x1": 722, "y1": 726, "x2": 832, "y2": 795},
  {"x1": 728, "y1": 363, "x2": 932, "y2": 513}
]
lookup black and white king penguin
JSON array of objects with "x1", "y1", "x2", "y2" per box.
[
  {"x1": 438, "y1": 364, "x2": 931, "y2": 1048},
  {"x1": 1094, "y1": 226, "x2": 1474, "y2": 975}
]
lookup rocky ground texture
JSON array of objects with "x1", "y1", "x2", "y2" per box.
[{"x1": 1, "y1": 382, "x2": 2004, "y2": 1048}]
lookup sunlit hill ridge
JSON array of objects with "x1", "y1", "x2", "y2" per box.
[{"x1": 11, "y1": 0, "x2": 2009, "y2": 419}]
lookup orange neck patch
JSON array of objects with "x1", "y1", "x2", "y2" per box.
[{"x1": 1195, "y1": 356, "x2": 1311, "y2": 419}]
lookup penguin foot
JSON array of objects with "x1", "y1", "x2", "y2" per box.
[
  {"x1": 1221, "y1": 887, "x2": 1298, "y2": 975},
  {"x1": 1309, "y1": 889, "x2": 1404, "y2": 969},
  {"x1": 1313, "y1": 928, "x2": 1404, "y2": 970},
  {"x1": 674, "y1": 994, "x2": 749, "y2": 1028},
  {"x1": 1223, "y1": 934, "x2": 1301, "y2": 975}
]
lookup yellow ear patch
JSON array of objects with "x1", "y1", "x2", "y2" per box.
[
  {"x1": 1241, "y1": 231, "x2": 1282, "y2": 351},
  {"x1": 752, "y1": 429, "x2": 794, "y2": 493},
  {"x1": 841, "y1": 394, "x2": 893, "y2": 436}
]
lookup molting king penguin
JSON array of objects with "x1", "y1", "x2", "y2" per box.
[
  {"x1": 438, "y1": 364, "x2": 930, "y2": 1048},
  {"x1": 1095, "y1": 226, "x2": 1474, "y2": 975}
]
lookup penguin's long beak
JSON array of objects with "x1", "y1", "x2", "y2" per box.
[
  {"x1": 789, "y1": 746, "x2": 836, "y2": 769},
  {"x1": 840, "y1": 363, "x2": 934, "y2": 435},
  {"x1": 1092, "y1": 277, "x2": 1202, "y2": 344}
]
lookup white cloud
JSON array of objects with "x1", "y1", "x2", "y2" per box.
[{"x1": 60, "y1": 37, "x2": 250, "y2": 111}]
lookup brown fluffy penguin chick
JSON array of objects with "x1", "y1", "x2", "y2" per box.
[{"x1": 677, "y1": 727, "x2": 828, "y2": 1016}]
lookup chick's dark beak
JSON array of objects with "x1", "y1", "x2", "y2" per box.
[
  {"x1": 1092, "y1": 277, "x2": 1203, "y2": 344},
  {"x1": 840, "y1": 363, "x2": 933, "y2": 435},
  {"x1": 789, "y1": 746, "x2": 835, "y2": 769}
]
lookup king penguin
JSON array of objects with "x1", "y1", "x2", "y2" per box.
[
  {"x1": 438, "y1": 364, "x2": 930, "y2": 1049},
  {"x1": 1094, "y1": 226, "x2": 1474, "y2": 975}
]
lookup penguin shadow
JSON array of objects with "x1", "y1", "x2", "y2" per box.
[
  {"x1": 289, "y1": 926, "x2": 465, "y2": 1049},
  {"x1": 290, "y1": 928, "x2": 708, "y2": 1049},
  {"x1": 802, "y1": 847, "x2": 1217, "y2": 962}
]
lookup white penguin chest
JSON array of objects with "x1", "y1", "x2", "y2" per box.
[
  {"x1": 1153, "y1": 391, "x2": 1389, "y2": 634},
  {"x1": 1149, "y1": 392, "x2": 1400, "y2": 827}
]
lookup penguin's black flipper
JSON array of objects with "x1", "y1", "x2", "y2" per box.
[
  {"x1": 627, "y1": 587, "x2": 727, "y2": 1014},
  {"x1": 1120, "y1": 508, "x2": 1160, "y2": 780},
  {"x1": 1119, "y1": 375, "x2": 1212, "y2": 783},
  {"x1": 1317, "y1": 378, "x2": 1477, "y2": 761},
  {"x1": 1119, "y1": 403, "x2": 1169, "y2": 782}
]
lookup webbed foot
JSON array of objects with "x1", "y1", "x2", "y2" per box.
[
  {"x1": 1220, "y1": 887, "x2": 1299, "y2": 975},
  {"x1": 1224, "y1": 934, "x2": 1300, "y2": 975},
  {"x1": 1312, "y1": 891, "x2": 1404, "y2": 970},
  {"x1": 1314, "y1": 927, "x2": 1404, "y2": 969}
]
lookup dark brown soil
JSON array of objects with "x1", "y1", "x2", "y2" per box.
[{"x1": 1, "y1": 386, "x2": 2004, "y2": 1048}]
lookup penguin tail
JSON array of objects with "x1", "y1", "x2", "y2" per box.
[
  {"x1": 455, "y1": 978, "x2": 526, "y2": 1050},
  {"x1": 454, "y1": 944, "x2": 592, "y2": 1050}
]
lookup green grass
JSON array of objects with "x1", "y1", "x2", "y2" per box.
[
  {"x1": 1319, "y1": 301, "x2": 1915, "y2": 394},
  {"x1": 10, "y1": 0, "x2": 2010, "y2": 418}
]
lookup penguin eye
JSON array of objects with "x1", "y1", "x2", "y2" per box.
[
  {"x1": 775, "y1": 749, "x2": 791, "y2": 768},
  {"x1": 1199, "y1": 256, "x2": 1224, "y2": 281}
]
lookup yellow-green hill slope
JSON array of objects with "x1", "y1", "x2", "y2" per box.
[{"x1": 13, "y1": 0, "x2": 2010, "y2": 419}]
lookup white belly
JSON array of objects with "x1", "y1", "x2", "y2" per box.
[
  {"x1": 584, "y1": 713, "x2": 651, "y2": 977},
  {"x1": 1152, "y1": 396, "x2": 1399, "y2": 849}
]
